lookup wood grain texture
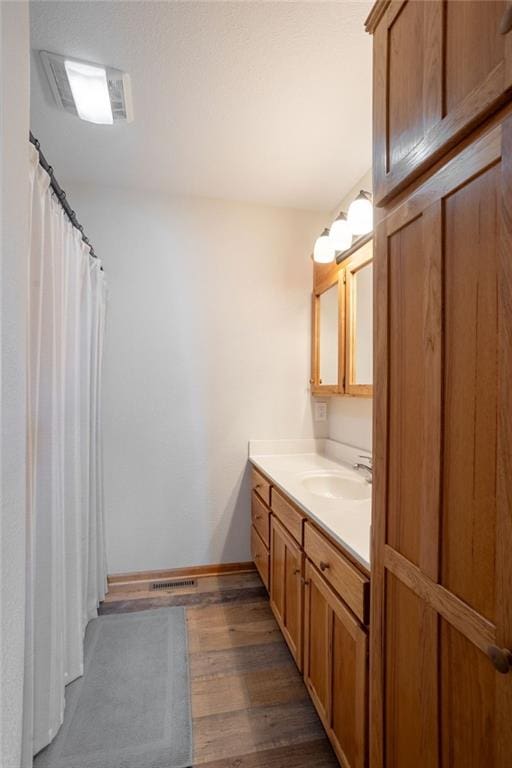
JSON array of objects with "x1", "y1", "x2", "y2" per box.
[
  {"x1": 194, "y1": 739, "x2": 339, "y2": 768},
  {"x1": 270, "y1": 515, "x2": 304, "y2": 669},
  {"x1": 303, "y1": 560, "x2": 368, "y2": 768},
  {"x1": 105, "y1": 565, "x2": 340, "y2": 766},
  {"x1": 304, "y1": 521, "x2": 369, "y2": 624},
  {"x1": 370, "y1": 110, "x2": 512, "y2": 766},
  {"x1": 344, "y1": 238, "x2": 374, "y2": 397},
  {"x1": 99, "y1": 585, "x2": 268, "y2": 614},
  {"x1": 270, "y1": 487, "x2": 304, "y2": 544},
  {"x1": 251, "y1": 491, "x2": 270, "y2": 547},
  {"x1": 108, "y1": 560, "x2": 255, "y2": 585},
  {"x1": 371, "y1": 0, "x2": 512, "y2": 205},
  {"x1": 251, "y1": 467, "x2": 271, "y2": 507},
  {"x1": 251, "y1": 525, "x2": 269, "y2": 590}
]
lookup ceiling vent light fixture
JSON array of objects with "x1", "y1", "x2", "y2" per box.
[
  {"x1": 347, "y1": 190, "x2": 373, "y2": 236},
  {"x1": 313, "y1": 228, "x2": 336, "y2": 264},
  {"x1": 329, "y1": 212, "x2": 352, "y2": 251},
  {"x1": 40, "y1": 51, "x2": 134, "y2": 125}
]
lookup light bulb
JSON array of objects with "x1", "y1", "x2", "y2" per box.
[
  {"x1": 329, "y1": 213, "x2": 352, "y2": 251},
  {"x1": 347, "y1": 191, "x2": 373, "y2": 236},
  {"x1": 313, "y1": 228, "x2": 335, "y2": 263}
]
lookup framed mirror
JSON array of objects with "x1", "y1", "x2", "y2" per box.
[
  {"x1": 345, "y1": 239, "x2": 373, "y2": 396},
  {"x1": 310, "y1": 271, "x2": 344, "y2": 395}
]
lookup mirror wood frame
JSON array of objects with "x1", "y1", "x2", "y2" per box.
[
  {"x1": 311, "y1": 236, "x2": 374, "y2": 398},
  {"x1": 310, "y1": 269, "x2": 345, "y2": 395},
  {"x1": 345, "y1": 242, "x2": 374, "y2": 397}
]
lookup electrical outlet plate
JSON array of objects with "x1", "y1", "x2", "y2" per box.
[{"x1": 314, "y1": 402, "x2": 328, "y2": 422}]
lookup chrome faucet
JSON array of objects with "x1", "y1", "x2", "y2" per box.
[{"x1": 353, "y1": 454, "x2": 372, "y2": 483}]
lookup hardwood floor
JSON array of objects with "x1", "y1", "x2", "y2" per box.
[{"x1": 99, "y1": 571, "x2": 339, "y2": 767}]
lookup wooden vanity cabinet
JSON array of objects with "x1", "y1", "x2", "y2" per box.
[
  {"x1": 250, "y1": 472, "x2": 370, "y2": 766},
  {"x1": 304, "y1": 560, "x2": 368, "y2": 768},
  {"x1": 368, "y1": 0, "x2": 512, "y2": 205},
  {"x1": 270, "y1": 515, "x2": 304, "y2": 669}
]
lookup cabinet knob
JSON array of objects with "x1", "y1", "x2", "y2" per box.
[
  {"x1": 500, "y1": 2, "x2": 512, "y2": 34},
  {"x1": 487, "y1": 645, "x2": 512, "y2": 674},
  {"x1": 255, "y1": 514, "x2": 262, "y2": 520},
  {"x1": 309, "y1": 379, "x2": 314, "y2": 384},
  {"x1": 294, "y1": 568, "x2": 301, "y2": 575},
  {"x1": 319, "y1": 379, "x2": 323, "y2": 384},
  {"x1": 301, "y1": 577, "x2": 310, "y2": 586},
  {"x1": 319, "y1": 561, "x2": 330, "y2": 572}
]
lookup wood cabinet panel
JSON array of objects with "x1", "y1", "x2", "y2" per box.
[
  {"x1": 371, "y1": 119, "x2": 512, "y2": 766},
  {"x1": 440, "y1": 620, "x2": 496, "y2": 767},
  {"x1": 270, "y1": 516, "x2": 303, "y2": 669},
  {"x1": 304, "y1": 522, "x2": 369, "y2": 624},
  {"x1": 303, "y1": 567, "x2": 330, "y2": 723},
  {"x1": 384, "y1": 573, "x2": 438, "y2": 768},
  {"x1": 251, "y1": 491, "x2": 270, "y2": 548},
  {"x1": 370, "y1": 0, "x2": 512, "y2": 205},
  {"x1": 251, "y1": 467, "x2": 271, "y2": 507},
  {"x1": 304, "y1": 561, "x2": 368, "y2": 768},
  {"x1": 250, "y1": 525, "x2": 269, "y2": 590},
  {"x1": 271, "y1": 487, "x2": 304, "y2": 545},
  {"x1": 441, "y1": 162, "x2": 499, "y2": 620}
]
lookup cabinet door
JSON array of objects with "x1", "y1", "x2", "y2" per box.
[
  {"x1": 371, "y1": 118, "x2": 512, "y2": 766},
  {"x1": 304, "y1": 561, "x2": 368, "y2": 768},
  {"x1": 371, "y1": 0, "x2": 512, "y2": 205},
  {"x1": 270, "y1": 516, "x2": 303, "y2": 669}
]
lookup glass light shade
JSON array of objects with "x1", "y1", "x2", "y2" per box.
[
  {"x1": 65, "y1": 59, "x2": 113, "y2": 125},
  {"x1": 329, "y1": 214, "x2": 352, "y2": 251},
  {"x1": 313, "y1": 229, "x2": 335, "y2": 263},
  {"x1": 347, "y1": 191, "x2": 373, "y2": 236}
]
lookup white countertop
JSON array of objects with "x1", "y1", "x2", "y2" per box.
[{"x1": 249, "y1": 439, "x2": 371, "y2": 571}]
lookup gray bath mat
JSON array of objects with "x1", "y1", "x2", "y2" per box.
[{"x1": 34, "y1": 608, "x2": 192, "y2": 768}]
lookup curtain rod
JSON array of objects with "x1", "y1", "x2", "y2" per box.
[{"x1": 29, "y1": 131, "x2": 100, "y2": 263}]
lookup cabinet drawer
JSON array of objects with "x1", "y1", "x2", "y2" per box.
[
  {"x1": 271, "y1": 487, "x2": 304, "y2": 545},
  {"x1": 304, "y1": 522, "x2": 369, "y2": 624},
  {"x1": 251, "y1": 525, "x2": 269, "y2": 590},
  {"x1": 251, "y1": 467, "x2": 271, "y2": 506},
  {"x1": 251, "y1": 491, "x2": 270, "y2": 547}
]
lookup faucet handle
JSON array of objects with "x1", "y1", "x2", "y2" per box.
[{"x1": 359, "y1": 454, "x2": 372, "y2": 464}]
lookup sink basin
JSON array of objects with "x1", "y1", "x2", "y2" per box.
[{"x1": 300, "y1": 471, "x2": 371, "y2": 500}]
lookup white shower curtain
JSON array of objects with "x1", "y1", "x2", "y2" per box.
[{"x1": 23, "y1": 144, "x2": 107, "y2": 763}]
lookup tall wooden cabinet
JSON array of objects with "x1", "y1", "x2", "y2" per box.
[
  {"x1": 367, "y1": 2, "x2": 512, "y2": 766},
  {"x1": 370, "y1": 0, "x2": 512, "y2": 204}
]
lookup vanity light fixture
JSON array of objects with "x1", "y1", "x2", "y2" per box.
[
  {"x1": 347, "y1": 190, "x2": 373, "y2": 236},
  {"x1": 328, "y1": 212, "x2": 352, "y2": 251},
  {"x1": 313, "y1": 228, "x2": 336, "y2": 263}
]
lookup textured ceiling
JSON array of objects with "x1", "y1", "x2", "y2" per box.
[{"x1": 30, "y1": 1, "x2": 372, "y2": 211}]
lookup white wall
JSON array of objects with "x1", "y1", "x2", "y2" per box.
[
  {"x1": 0, "y1": 3, "x2": 29, "y2": 767},
  {"x1": 325, "y1": 169, "x2": 373, "y2": 452},
  {"x1": 67, "y1": 185, "x2": 326, "y2": 574}
]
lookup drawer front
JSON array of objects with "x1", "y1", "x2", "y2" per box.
[
  {"x1": 251, "y1": 491, "x2": 270, "y2": 547},
  {"x1": 271, "y1": 488, "x2": 304, "y2": 545},
  {"x1": 251, "y1": 525, "x2": 269, "y2": 590},
  {"x1": 251, "y1": 467, "x2": 271, "y2": 506},
  {"x1": 304, "y1": 522, "x2": 369, "y2": 624}
]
